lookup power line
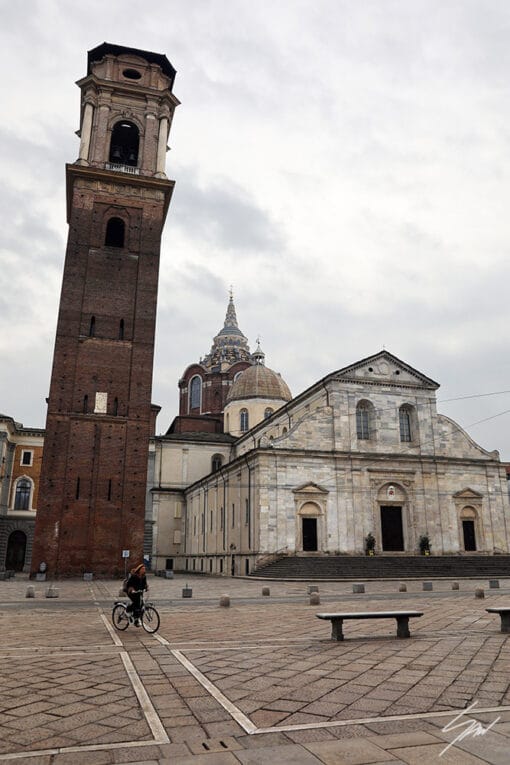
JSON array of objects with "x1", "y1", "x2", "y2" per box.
[{"x1": 440, "y1": 390, "x2": 510, "y2": 403}]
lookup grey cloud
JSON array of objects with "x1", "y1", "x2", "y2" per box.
[{"x1": 171, "y1": 167, "x2": 284, "y2": 253}]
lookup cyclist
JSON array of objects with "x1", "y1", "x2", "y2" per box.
[{"x1": 125, "y1": 563, "x2": 148, "y2": 626}]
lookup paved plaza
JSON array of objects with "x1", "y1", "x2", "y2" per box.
[{"x1": 2, "y1": 574, "x2": 510, "y2": 763}]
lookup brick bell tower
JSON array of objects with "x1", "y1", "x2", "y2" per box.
[{"x1": 31, "y1": 43, "x2": 179, "y2": 577}]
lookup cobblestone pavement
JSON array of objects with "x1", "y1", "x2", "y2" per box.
[{"x1": 2, "y1": 573, "x2": 510, "y2": 763}]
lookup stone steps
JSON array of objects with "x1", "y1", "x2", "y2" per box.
[{"x1": 250, "y1": 555, "x2": 510, "y2": 579}]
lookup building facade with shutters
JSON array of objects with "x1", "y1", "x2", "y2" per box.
[{"x1": 0, "y1": 415, "x2": 44, "y2": 572}]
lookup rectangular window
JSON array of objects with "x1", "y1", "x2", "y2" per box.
[
  {"x1": 173, "y1": 531, "x2": 181, "y2": 544},
  {"x1": 399, "y1": 409, "x2": 412, "y2": 442},
  {"x1": 232, "y1": 503, "x2": 235, "y2": 528},
  {"x1": 210, "y1": 511, "x2": 213, "y2": 532},
  {"x1": 356, "y1": 408, "x2": 370, "y2": 439},
  {"x1": 21, "y1": 450, "x2": 33, "y2": 466},
  {"x1": 14, "y1": 479, "x2": 31, "y2": 510},
  {"x1": 220, "y1": 506, "x2": 224, "y2": 531},
  {"x1": 174, "y1": 504, "x2": 182, "y2": 519}
]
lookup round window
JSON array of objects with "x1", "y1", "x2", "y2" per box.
[{"x1": 123, "y1": 68, "x2": 142, "y2": 80}]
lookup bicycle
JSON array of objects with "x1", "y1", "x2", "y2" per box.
[{"x1": 112, "y1": 590, "x2": 160, "y2": 634}]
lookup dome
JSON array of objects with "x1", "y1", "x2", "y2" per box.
[{"x1": 227, "y1": 364, "x2": 292, "y2": 403}]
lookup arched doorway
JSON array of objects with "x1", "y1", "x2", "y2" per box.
[
  {"x1": 6, "y1": 530, "x2": 27, "y2": 571},
  {"x1": 293, "y1": 485, "x2": 328, "y2": 552},
  {"x1": 380, "y1": 506, "x2": 404, "y2": 551},
  {"x1": 460, "y1": 507, "x2": 477, "y2": 551},
  {"x1": 302, "y1": 518, "x2": 318, "y2": 551},
  {"x1": 377, "y1": 483, "x2": 407, "y2": 552},
  {"x1": 298, "y1": 500, "x2": 322, "y2": 552}
]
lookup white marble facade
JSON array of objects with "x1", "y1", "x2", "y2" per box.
[{"x1": 150, "y1": 351, "x2": 510, "y2": 573}]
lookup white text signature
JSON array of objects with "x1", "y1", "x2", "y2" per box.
[{"x1": 440, "y1": 701, "x2": 500, "y2": 757}]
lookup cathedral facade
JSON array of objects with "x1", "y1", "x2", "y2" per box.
[{"x1": 149, "y1": 303, "x2": 510, "y2": 575}]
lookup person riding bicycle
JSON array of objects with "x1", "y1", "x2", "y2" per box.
[{"x1": 125, "y1": 563, "x2": 148, "y2": 626}]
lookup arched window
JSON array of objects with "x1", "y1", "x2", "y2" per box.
[
  {"x1": 14, "y1": 478, "x2": 32, "y2": 510},
  {"x1": 83, "y1": 394, "x2": 88, "y2": 413},
  {"x1": 105, "y1": 217, "x2": 125, "y2": 248},
  {"x1": 189, "y1": 376, "x2": 202, "y2": 412},
  {"x1": 240, "y1": 408, "x2": 249, "y2": 432},
  {"x1": 399, "y1": 405, "x2": 412, "y2": 442},
  {"x1": 113, "y1": 397, "x2": 119, "y2": 416},
  {"x1": 119, "y1": 319, "x2": 125, "y2": 340},
  {"x1": 109, "y1": 121, "x2": 139, "y2": 166},
  {"x1": 211, "y1": 454, "x2": 222, "y2": 473},
  {"x1": 356, "y1": 401, "x2": 372, "y2": 440},
  {"x1": 264, "y1": 407, "x2": 274, "y2": 419},
  {"x1": 89, "y1": 316, "x2": 95, "y2": 337}
]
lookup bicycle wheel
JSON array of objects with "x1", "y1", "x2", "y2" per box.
[
  {"x1": 112, "y1": 603, "x2": 129, "y2": 631},
  {"x1": 141, "y1": 605, "x2": 160, "y2": 633}
]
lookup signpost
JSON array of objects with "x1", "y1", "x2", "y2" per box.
[{"x1": 122, "y1": 550, "x2": 130, "y2": 579}]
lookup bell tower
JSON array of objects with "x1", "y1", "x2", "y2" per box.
[{"x1": 31, "y1": 43, "x2": 179, "y2": 577}]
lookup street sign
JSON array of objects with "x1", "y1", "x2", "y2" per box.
[{"x1": 122, "y1": 550, "x2": 130, "y2": 558}]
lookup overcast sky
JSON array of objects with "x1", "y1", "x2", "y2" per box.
[{"x1": 1, "y1": 0, "x2": 510, "y2": 459}]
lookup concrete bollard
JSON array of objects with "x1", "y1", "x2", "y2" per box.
[
  {"x1": 262, "y1": 586, "x2": 270, "y2": 596},
  {"x1": 353, "y1": 583, "x2": 365, "y2": 594},
  {"x1": 399, "y1": 583, "x2": 407, "y2": 592},
  {"x1": 46, "y1": 586, "x2": 59, "y2": 598},
  {"x1": 219, "y1": 594, "x2": 230, "y2": 607},
  {"x1": 475, "y1": 588, "x2": 485, "y2": 599},
  {"x1": 309, "y1": 592, "x2": 320, "y2": 606},
  {"x1": 308, "y1": 585, "x2": 319, "y2": 594},
  {"x1": 489, "y1": 580, "x2": 500, "y2": 589},
  {"x1": 26, "y1": 585, "x2": 35, "y2": 598},
  {"x1": 422, "y1": 582, "x2": 433, "y2": 591},
  {"x1": 452, "y1": 582, "x2": 459, "y2": 590}
]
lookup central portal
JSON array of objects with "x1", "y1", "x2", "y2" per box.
[
  {"x1": 302, "y1": 518, "x2": 318, "y2": 551},
  {"x1": 380, "y1": 505, "x2": 404, "y2": 551}
]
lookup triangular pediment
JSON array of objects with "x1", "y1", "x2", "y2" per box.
[
  {"x1": 330, "y1": 350, "x2": 439, "y2": 390},
  {"x1": 453, "y1": 487, "x2": 484, "y2": 499},
  {"x1": 292, "y1": 482, "x2": 329, "y2": 495}
]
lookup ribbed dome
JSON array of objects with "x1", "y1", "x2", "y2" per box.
[{"x1": 227, "y1": 364, "x2": 292, "y2": 403}]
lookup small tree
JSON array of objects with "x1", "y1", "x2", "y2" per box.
[
  {"x1": 419, "y1": 534, "x2": 431, "y2": 555},
  {"x1": 365, "y1": 532, "x2": 376, "y2": 556}
]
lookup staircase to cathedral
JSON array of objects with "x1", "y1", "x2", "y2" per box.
[{"x1": 249, "y1": 555, "x2": 510, "y2": 580}]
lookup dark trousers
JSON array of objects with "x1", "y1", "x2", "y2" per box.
[{"x1": 127, "y1": 591, "x2": 142, "y2": 616}]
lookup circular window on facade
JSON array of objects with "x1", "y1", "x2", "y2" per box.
[{"x1": 123, "y1": 68, "x2": 142, "y2": 80}]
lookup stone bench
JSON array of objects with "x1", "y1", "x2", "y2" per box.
[
  {"x1": 486, "y1": 607, "x2": 510, "y2": 633},
  {"x1": 316, "y1": 610, "x2": 424, "y2": 640}
]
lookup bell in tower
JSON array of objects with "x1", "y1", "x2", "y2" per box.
[{"x1": 31, "y1": 44, "x2": 179, "y2": 578}]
